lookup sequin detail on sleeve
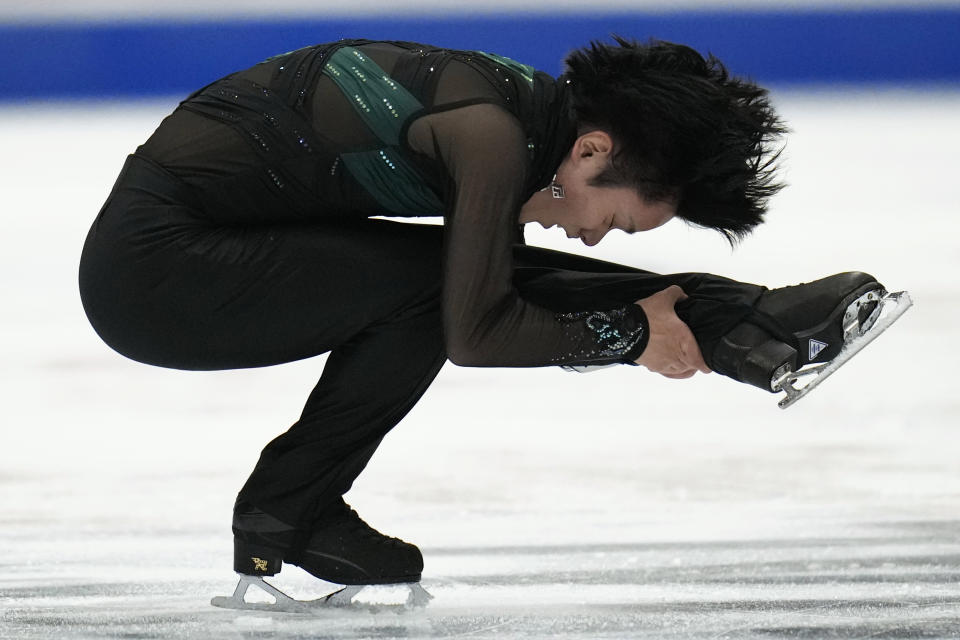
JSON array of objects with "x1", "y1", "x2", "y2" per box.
[{"x1": 550, "y1": 306, "x2": 647, "y2": 364}]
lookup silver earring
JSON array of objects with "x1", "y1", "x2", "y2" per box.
[{"x1": 542, "y1": 174, "x2": 565, "y2": 199}]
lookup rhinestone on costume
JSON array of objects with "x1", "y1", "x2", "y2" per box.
[
  {"x1": 267, "y1": 168, "x2": 284, "y2": 189},
  {"x1": 382, "y1": 97, "x2": 398, "y2": 118},
  {"x1": 293, "y1": 129, "x2": 311, "y2": 151},
  {"x1": 353, "y1": 94, "x2": 371, "y2": 113},
  {"x1": 329, "y1": 157, "x2": 340, "y2": 176},
  {"x1": 378, "y1": 150, "x2": 397, "y2": 170},
  {"x1": 249, "y1": 131, "x2": 269, "y2": 151},
  {"x1": 549, "y1": 307, "x2": 646, "y2": 364}
]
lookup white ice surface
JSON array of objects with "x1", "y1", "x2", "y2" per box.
[{"x1": 1, "y1": 89, "x2": 959, "y2": 638}]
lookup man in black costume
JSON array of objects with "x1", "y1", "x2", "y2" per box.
[{"x1": 78, "y1": 38, "x2": 889, "y2": 591}]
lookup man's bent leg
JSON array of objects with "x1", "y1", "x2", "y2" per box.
[
  {"x1": 236, "y1": 294, "x2": 446, "y2": 529},
  {"x1": 513, "y1": 245, "x2": 766, "y2": 370},
  {"x1": 514, "y1": 246, "x2": 891, "y2": 393},
  {"x1": 231, "y1": 297, "x2": 445, "y2": 584}
]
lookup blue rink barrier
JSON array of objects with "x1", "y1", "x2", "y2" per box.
[{"x1": 2, "y1": 8, "x2": 959, "y2": 100}]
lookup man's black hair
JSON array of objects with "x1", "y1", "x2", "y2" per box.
[{"x1": 563, "y1": 36, "x2": 787, "y2": 243}]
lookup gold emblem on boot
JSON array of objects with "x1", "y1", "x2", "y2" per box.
[{"x1": 251, "y1": 557, "x2": 269, "y2": 572}]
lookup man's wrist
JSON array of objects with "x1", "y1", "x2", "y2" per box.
[{"x1": 622, "y1": 303, "x2": 649, "y2": 362}]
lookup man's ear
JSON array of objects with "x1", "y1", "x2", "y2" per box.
[{"x1": 573, "y1": 130, "x2": 614, "y2": 159}]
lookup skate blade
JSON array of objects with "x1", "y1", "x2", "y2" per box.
[
  {"x1": 561, "y1": 364, "x2": 619, "y2": 374},
  {"x1": 210, "y1": 574, "x2": 433, "y2": 613},
  {"x1": 773, "y1": 290, "x2": 912, "y2": 409}
]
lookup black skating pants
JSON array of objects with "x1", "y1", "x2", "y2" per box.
[{"x1": 79, "y1": 155, "x2": 764, "y2": 528}]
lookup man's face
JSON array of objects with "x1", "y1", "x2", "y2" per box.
[
  {"x1": 558, "y1": 182, "x2": 676, "y2": 246},
  {"x1": 535, "y1": 130, "x2": 676, "y2": 246}
]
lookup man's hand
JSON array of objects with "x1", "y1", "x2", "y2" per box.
[{"x1": 633, "y1": 286, "x2": 711, "y2": 379}]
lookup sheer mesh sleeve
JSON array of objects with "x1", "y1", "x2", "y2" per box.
[{"x1": 406, "y1": 103, "x2": 648, "y2": 367}]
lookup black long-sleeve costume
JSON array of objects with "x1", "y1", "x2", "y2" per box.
[{"x1": 79, "y1": 40, "x2": 763, "y2": 527}]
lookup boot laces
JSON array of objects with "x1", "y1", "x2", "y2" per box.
[{"x1": 332, "y1": 503, "x2": 409, "y2": 549}]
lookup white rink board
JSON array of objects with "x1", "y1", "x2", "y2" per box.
[{"x1": 0, "y1": 90, "x2": 959, "y2": 638}]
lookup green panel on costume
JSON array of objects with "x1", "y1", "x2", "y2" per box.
[
  {"x1": 476, "y1": 51, "x2": 535, "y2": 87},
  {"x1": 341, "y1": 149, "x2": 444, "y2": 215},
  {"x1": 323, "y1": 46, "x2": 424, "y2": 146},
  {"x1": 323, "y1": 46, "x2": 443, "y2": 214}
]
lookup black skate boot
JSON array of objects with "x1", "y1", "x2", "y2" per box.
[
  {"x1": 214, "y1": 499, "x2": 430, "y2": 611},
  {"x1": 232, "y1": 498, "x2": 423, "y2": 584},
  {"x1": 290, "y1": 499, "x2": 423, "y2": 585},
  {"x1": 710, "y1": 272, "x2": 897, "y2": 403}
]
